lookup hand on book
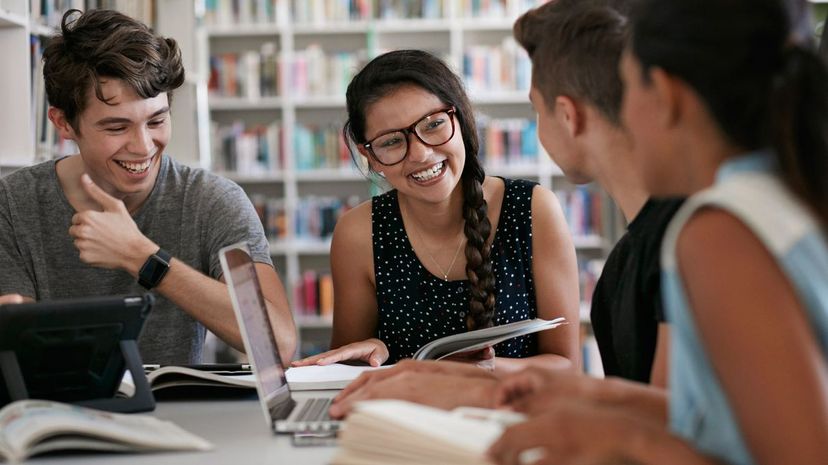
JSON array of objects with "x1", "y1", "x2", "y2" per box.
[
  {"x1": 291, "y1": 338, "x2": 389, "y2": 368},
  {"x1": 494, "y1": 366, "x2": 591, "y2": 416},
  {"x1": 335, "y1": 359, "x2": 498, "y2": 405},
  {"x1": 440, "y1": 346, "x2": 496, "y2": 371},
  {"x1": 487, "y1": 398, "x2": 638, "y2": 465},
  {"x1": 329, "y1": 370, "x2": 499, "y2": 419}
]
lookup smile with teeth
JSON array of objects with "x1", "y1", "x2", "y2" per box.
[
  {"x1": 115, "y1": 157, "x2": 153, "y2": 174},
  {"x1": 411, "y1": 161, "x2": 444, "y2": 181}
]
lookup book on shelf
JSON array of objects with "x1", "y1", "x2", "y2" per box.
[
  {"x1": 557, "y1": 187, "x2": 605, "y2": 237},
  {"x1": 463, "y1": 37, "x2": 531, "y2": 94},
  {"x1": 333, "y1": 399, "x2": 525, "y2": 465},
  {"x1": 0, "y1": 399, "x2": 211, "y2": 462},
  {"x1": 413, "y1": 317, "x2": 567, "y2": 361},
  {"x1": 211, "y1": 120, "x2": 282, "y2": 173},
  {"x1": 294, "y1": 269, "x2": 334, "y2": 317},
  {"x1": 204, "y1": 0, "x2": 277, "y2": 26},
  {"x1": 208, "y1": 42, "x2": 280, "y2": 99}
]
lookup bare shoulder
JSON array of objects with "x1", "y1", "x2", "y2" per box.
[
  {"x1": 482, "y1": 175, "x2": 505, "y2": 203},
  {"x1": 676, "y1": 207, "x2": 787, "y2": 320},
  {"x1": 332, "y1": 199, "x2": 373, "y2": 252}
]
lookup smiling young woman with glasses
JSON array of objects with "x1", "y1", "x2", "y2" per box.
[{"x1": 292, "y1": 49, "x2": 580, "y2": 378}]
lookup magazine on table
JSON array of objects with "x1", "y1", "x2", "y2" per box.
[{"x1": 0, "y1": 400, "x2": 211, "y2": 462}]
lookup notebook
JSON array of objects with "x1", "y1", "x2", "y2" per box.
[{"x1": 219, "y1": 242, "x2": 340, "y2": 434}]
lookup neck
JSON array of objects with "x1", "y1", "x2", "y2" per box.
[
  {"x1": 399, "y1": 184, "x2": 466, "y2": 238},
  {"x1": 585, "y1": 124, "x2": 649, "y2": 223},
  {"x1": 675, "y1": 121, "x2": 745, "y2": 196}
]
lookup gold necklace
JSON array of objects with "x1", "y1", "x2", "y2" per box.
[{"x1": 410, "y1": 217, "x2": 465, "y2": 281}]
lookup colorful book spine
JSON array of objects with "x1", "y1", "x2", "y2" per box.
[
  {"x1": 293, "y1": 270, "x2": 335, "y2": 317},
  {"x1": 293, "y1": 123, "x2": 351, "y2": 171},
  {"x1": 208, "y1": 43, "x2": 280, "y2": 99},
  {"x1": 555, "y1": 187, "x2": 604, "y2": 237},
  {"x1": 463, "y1": 37, "x2": 531, "y2": 93},
  {"x1": 475, "y1": 116, "x2": 538, "y2": 167},
  {"x1": 204, "y1": 0, "x2": 278, "y2": 26},
  {"x1": 211, "y1": 120, "x2": 282, "y2": 174}
]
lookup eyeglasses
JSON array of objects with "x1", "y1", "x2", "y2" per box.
[{"x1": 363, "y1": 107, "x2": 457, "y2": 166}]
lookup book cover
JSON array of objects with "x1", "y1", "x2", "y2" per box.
[{"x1": 412, "y1": 317, "x2": 567, "y2": 361}]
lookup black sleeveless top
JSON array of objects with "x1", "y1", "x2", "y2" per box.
[{"x1": 372, "y1": 178, "x2": 539, "y2": 363}]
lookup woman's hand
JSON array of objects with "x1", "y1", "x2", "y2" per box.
[
  {"x1": 291, "y1": 338, "x2": 389, "y2": 367},
  {"x1": 441, "y1": 345, "x2": 496, "y2": 371},
  {"x1": 488, "y1": 399, "x2": 636, "y2": 465}
]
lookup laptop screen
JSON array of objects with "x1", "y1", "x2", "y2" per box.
[{"x1": 219, "y1": 243, "x2": 291, "y2": 417}]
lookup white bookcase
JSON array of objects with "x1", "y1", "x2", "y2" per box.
[{"x1": 0, "y1": 0, "x2": 35, "y2": 171}]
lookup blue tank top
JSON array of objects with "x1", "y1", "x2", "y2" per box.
[
  {"x1": 372, "y1": 178, "x2": 539, "y2": 363},
  {"x1": 661, "y1": 151, "x2": 828, "y2": 465}
]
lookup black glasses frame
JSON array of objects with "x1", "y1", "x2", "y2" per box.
[{"x1": 362, "y1": 107, "x2": 457, "y2": 166}]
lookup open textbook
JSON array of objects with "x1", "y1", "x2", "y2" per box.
[
  {"x1": 412, "y1": 317, "x2": 567, "y2": 360},
  {"x1": 332, "y1": 400, "x2": 526, "y2": 465},
  {"x1": 0, "y1": 400, "x2": 211, "y2": 462},
  {"x1": 119, "y1": 363, "x2": 385, "y2": 397}
]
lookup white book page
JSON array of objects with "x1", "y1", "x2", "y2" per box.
[
  {"x1": 0, "y1": 400, "x2": 211, "y2": 462},
  {"x1": 285, "y1": 364, "x2": 389, "y2": 390}
]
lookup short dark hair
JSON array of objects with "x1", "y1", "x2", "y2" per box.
[
  {"x1": 42, "y1": 9, "x2": 185, "y2": 131},
  {"x1": 513, "y1": 0, "x2": 629, "y2": 126}
]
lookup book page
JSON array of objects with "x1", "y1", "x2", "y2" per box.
[
  {"x1": 285, "y1": 363, "x2": 389, "y2": 390},
  {"x1": 0, "y1": 400, "x2": 211, "y2": 462},
  {"x1": 413, "y1": 317, "x2": 567, "y2": 360}
]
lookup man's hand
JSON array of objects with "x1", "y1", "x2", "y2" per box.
[
  {"x1": 329, "y1": 371, "x2": 498, "y2": 419},
  {"x1": 68, "y1": 174, "x2": 157, "y2": 275},
  {"x1": 495, "y1": 366, "x2": 594, "y2": 416},
  {"x1": 336, "y1": 359, "x2": 496, "y2": 403}
]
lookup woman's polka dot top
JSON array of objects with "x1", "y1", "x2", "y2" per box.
[{"x1": 372, "y1": 177, "x2": 539, "y2": 363}]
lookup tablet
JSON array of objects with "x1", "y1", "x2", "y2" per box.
[{"x1": 0, "y1": 294, "x2": 153, "y2": 409}]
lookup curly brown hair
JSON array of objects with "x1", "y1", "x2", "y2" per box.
[{"x1": 42, "y1": 9, "x2": 185, "y2": 132}]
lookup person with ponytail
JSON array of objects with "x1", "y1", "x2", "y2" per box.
[
  {"x1": 489, "y1": 0, "x2": 828, "y2": 464},
  {"x1": 292, "y1": 50, "x2": 580, "y2": 374}
]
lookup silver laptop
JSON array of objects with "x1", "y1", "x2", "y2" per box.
[{"x1": 219, "y1": 242, "x2": 339, "y2": 434}]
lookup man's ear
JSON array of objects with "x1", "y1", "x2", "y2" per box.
[
  {"x1": 554, "y1": 95, "x2": 583, "y2": 137},
  {"x1": 47, "y1": 107, "x2": 78, "y2": 141},
  {"x1": 648, "y1": 67, "x2": 681, "y2": 129}
]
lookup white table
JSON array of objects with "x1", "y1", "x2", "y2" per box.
[{"x1": 30, "y1": 391, "x2": 339, "y2": 464}]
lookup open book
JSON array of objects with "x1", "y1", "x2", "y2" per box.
[
  {"x1": 412, "y1": 317, "x2": 567, "y2": 360},
  {"x1": 119, "y1": 363, "x2": 385, "y2": 397},
  {"x1": 332, "y1": 400, "x2": 525, "y2": 465},
  {"x1": 118, "y1": 365, "x2": 256, "y2": 398},
  {"x1": 0, "y1": 400, "x2": 211, "y2": 462}
]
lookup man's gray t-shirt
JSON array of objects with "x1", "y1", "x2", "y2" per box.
[{"x1": 0, "y1": 155, "x2": 272, "y2": 364}]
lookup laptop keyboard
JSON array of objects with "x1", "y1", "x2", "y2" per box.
[{"x1": 295, "y1": 397, "x2": 333, "y2": 423}]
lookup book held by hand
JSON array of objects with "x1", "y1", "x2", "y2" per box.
[
  {"x1": 0, "y1": 400, "x2": 211, "y2": 462},
  {"x1": 332, "y1": 400, "x2": 525, "y2": 465},
  {"x1": 412, "y1": 317, "x2": 567, "y2": 360}
]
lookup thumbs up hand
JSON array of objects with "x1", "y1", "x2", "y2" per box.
[{"x1": 68, "y1": 174, "x2": 158, "y2": 276}]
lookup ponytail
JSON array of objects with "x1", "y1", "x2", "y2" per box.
[{"x1": 770, "y1": 46, "x2": 828, "y2": 230}]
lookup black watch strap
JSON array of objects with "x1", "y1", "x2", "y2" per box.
[{"x1": 138, "y1": 248, "x2": 172, "y2": 290}]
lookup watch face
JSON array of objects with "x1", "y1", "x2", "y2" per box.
[{"x1": 139, "y1": 251, "x2": 171, "y2": 289}]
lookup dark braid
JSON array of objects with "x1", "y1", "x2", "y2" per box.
[
  {"x1": 343, "y1": 50, "x2": 498, "y2": 330},
  {"x1": 461, "y1": 164, "x2": 496, "y2": 330}
]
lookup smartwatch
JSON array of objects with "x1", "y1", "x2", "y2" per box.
[{"x1": 138, "y1": 248, "x2": 172, "y2": 290}]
